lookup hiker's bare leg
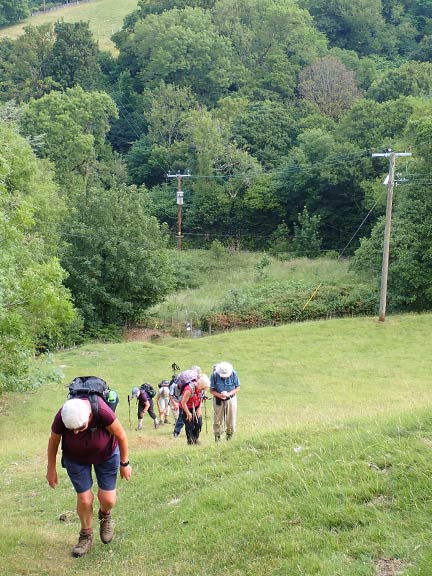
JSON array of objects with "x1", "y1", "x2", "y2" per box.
[{"x1": 76, "y1": 489, "x2": 94, "y2": 530}]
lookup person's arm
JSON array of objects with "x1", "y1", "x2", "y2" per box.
[
  {"x1": 107, "y1": 418, "x2": 132, "y2": 480},
  {"x1": 228, "y1": 373, "x2": 240, "y2": 398},
  {"x1": 46, "y1": 432, "x2": 61, "y2": 488},
  {"x1": 228, "y1": 386, "x2": 240, "y2": 398},
  {"x1": 181, "y1": 390, "x2": 192, "y2": 420}
]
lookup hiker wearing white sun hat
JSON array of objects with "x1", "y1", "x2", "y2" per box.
[{"x1": 210, "y1": 362, "x2": 240, "y2": 442}]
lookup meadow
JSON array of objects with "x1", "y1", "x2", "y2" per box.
[
  {"x1": 144, "y1": 250, "x2": 370, "y2": 332},
  {"x1": 0, "y1": 0, "x2": 139, "y2": 52},
  {"x1": 1, "y1": 312, "x2": 432, "y2": 575}
]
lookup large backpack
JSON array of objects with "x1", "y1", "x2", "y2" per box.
[
  {"x1": 140, "y1": 382, "x2": 156, "y2": 398},
  {"x1": 67, "y1": 376, "x2": 119, "y2": 428},
  {"x1": 158, "y1": 380, "x2": 170, "y2": 399},
  {"x1": 174, "y1": 370, "x2": 198, "y2": 399}
]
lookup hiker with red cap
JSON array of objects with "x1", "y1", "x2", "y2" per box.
[{"x1": 210, "y1": 362, "x2": 240, "y2": 442}]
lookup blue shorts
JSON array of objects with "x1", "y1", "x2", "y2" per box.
[{"x1": 62, "y1": 447, "x2": 120, "y2": 493}]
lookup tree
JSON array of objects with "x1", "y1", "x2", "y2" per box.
[
  {"x1": 212, "y1": 0, "x2": 327, "y2": 100},
  {"x1": 0, "y1": 24, "x2": 58, "y2": 104},
  {"x1": 230, "y1": 100, "x2": 297, "y2": 168},
  {"x1": 366, "y1": 61, "x2": 432, "y2": 102},
  {"x1": 0, "y1": 118, "x2": 77, "y2": 392},
  {"x1": 300, "y1": 0, "x2": 387, "y2": 55},
  {"x1": 0, "y1": 0, "x2": 29, "y2": 27},
  {"x1": 292, "y1": 206, "x2": 322, "y2": 257},
  {"x1": 336, "y1": 97, "x2": 414, "y2": 150},
  {"x1": 116, "y1": 7, "x2": 239, "y2": 105},
  {"x1": 142, "y1": 82, "x2": 198, "y2": 146},
  {"x1": 46, "y1": 21, "x2": 102, "y2": 90},
  {"x1": 61, "y1": 184, "x2": 174, "y2": 328},
  {"x1": 298, "y1": 56, "x2": 361, "y2": 119},
  {"x1": 20, "y1": 86, "x2": 118, "y2": 186},
  {"x1": 276, "y1": 128, "x2": 374, "y2": 251}
]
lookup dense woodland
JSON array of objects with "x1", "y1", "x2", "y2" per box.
[{"x1": 2, "y1": 0, "x2": 432, "y2": 390}]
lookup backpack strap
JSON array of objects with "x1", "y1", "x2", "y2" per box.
[{"x1": 88, "y1": 394, "x2": 100, "y2": 431}]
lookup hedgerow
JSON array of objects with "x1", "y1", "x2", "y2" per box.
[{"x1": 201, "y1": 282, "x2": 378, "y2": 332}]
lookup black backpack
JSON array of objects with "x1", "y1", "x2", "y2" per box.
[
  {"x1": 140, "y1": 382, "x2": 156, "y2": 398},
  {"x1": 67, "y1": 376, "x2": 119, "y2": 428}
]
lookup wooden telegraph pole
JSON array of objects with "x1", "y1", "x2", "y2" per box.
[
  {"x1": 167, "y1": 170, "x2": 191, "y2": 250},
  {"x1": 371, "y1": 150, "x2": 411, "y2": 322}
]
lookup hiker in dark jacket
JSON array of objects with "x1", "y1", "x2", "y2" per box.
[
  {"x1": 46, "y1": 397, "x2": 132, "y2": 558},
  {"x1": 131, "y1": 386, "x2": 160, "y2": 430}
]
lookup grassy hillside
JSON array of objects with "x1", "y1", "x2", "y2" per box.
[
  {"x1": 144, "y1": 251, "x2": 375, "y2": 333},
  {"x1": 0, "y1": 0, "x2": 139, "y2": 52},
  {"x1": 1, "y1": 314, "x2": 432, "y2": 575}
]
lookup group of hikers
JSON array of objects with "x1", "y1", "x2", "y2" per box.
[
  {"x1": 130, "y1": 362, "x2": 240, "y2": 445},
  {"x1": 46, "y1": 361, "x2": 240, "y2": 558}
]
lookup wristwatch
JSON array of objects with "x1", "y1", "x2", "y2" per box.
[{"x1": 120, "y1": 460, "x2": 130, "y2": 467}]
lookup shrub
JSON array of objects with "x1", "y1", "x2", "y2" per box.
[{"x1": 201, "y1": 282, "x2": 378, "y2": 332}]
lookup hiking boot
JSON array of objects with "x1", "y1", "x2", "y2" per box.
[
  {"x1": 98, "y1": 510, "x2": 114, "y2": 544},
  {"x1": 154, "y1": 418, "x2": 160, "y2": 429},
  {"x1": 215, "y1": 435, "x2": 221, "y2": 442},
  {"x1": 72, "y1": 531, "x2": 93, "y2": 557}
]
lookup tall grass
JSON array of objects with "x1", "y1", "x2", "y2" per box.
[
  {"x1": 145, "y1": 251, "x2": 364, "y2": 328},
  {"x1": 0, "y1": 0, "x2": 139, "y2": 52},
  {"x1": 1, "y1": 314, "x2": 432, "y2": 574}
]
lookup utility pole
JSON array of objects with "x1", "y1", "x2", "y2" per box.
[
  {"x1": 372, "y1": 150, "x2": 411, "y2": 322},
  {"x1": 167, "y1": 170, "x2": 191, "y2": 250}
]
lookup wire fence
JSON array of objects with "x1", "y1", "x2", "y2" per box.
[{"x1": 31, "y1": 0, "x2": 94, "y2": 17}]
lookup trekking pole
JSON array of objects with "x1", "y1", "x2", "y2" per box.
[
  {"x1": 204, "y1": 398, "x2": 208, "y2": 434},
  {"x1": 223, "y1": 400, "x2": 227, "y2": 435},
  {"x1": 127, "y1": 395, "x2": 131, "y2": 429}
]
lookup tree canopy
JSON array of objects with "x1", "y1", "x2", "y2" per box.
[{"x1": 1, "y1": 0, "x2": 432, "y2": 388}]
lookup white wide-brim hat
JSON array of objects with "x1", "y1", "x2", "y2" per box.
[{"x1": 216, "y1": 362, "x2": 233, "y2": 378}]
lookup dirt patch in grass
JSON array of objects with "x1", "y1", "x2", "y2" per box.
[
  {"x1": 376, "y1": 557, "x2": 406, "y2": 576},
  {"x1": 123, "y1": 328, "x2": 166, "y2": 341}
]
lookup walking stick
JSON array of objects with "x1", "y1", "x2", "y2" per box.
[
  {"x1": 223, "y1": 399, "x2": 227, "y2": 436},
  {"x1": 203, "y1": 397, "x2": 208, "y2": 434}
]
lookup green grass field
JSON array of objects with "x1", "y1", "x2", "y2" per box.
[
  {"x1": 0, "y1": 0, "x2": 139, "y2": 52},
  {"x1": 1, "y1": 313, "x2": 432, "y2": 575},
  {"x1": 145, "y1": 251, "x2": 367, "y2": 330}
]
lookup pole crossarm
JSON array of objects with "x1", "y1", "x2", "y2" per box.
[{"x1": 372, "y1": 152, "x2": 412, "y2": 158}]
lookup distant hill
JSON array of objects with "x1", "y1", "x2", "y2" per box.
[{"x1": 0, "y1": 0, "x2": 139, "y2": 52}]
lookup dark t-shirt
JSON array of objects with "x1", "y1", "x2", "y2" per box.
[
  {"x1": 137, "y1": 389, "x2": 150, "y2": 405},
  {"x1": 52, "y1": 397, "x2": 117, "y2": 465}
]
